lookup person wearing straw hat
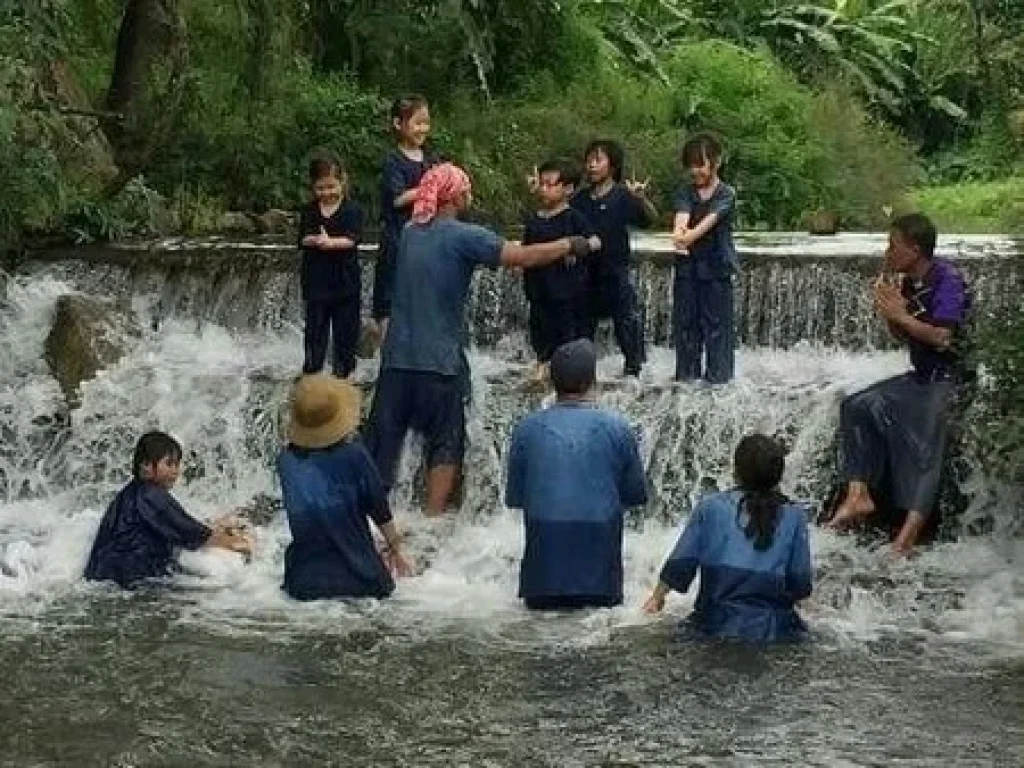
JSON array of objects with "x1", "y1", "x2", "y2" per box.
[
  {"x1": 505, "y1": 339, "x2": 647, "y2": 610},
  {"x1": 365, "y1": 162, "x2": 598, "y2": 517},
  {"x1": 278, "y1": 374, "x2": 411, "y2": 600}
]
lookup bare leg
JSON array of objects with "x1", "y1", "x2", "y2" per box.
[
  {"x1": 892, "y1": 510, "x2": 927, "y2": 556},
  {"x1": 828, "y1": 480, "x2": 877, "y2": 529},
  {"x1": 425, "y1": 464, "x2": 460, "y2": 517}
]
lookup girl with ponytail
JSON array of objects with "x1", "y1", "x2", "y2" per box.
[{"x1": 643, "y1": 434, "x2": 813, "y2": 643}]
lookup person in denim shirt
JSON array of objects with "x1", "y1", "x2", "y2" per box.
[
  {"x1": 644, "y1": 434, "x2": 812, "y2": 643},
  {"x1": 505, "y1": 339, "x2": 647, "y2": 609},
  {"x1": 671, "y1": 132, "x2": 738, "y2": 384}
]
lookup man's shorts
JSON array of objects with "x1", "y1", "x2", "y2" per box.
[{"x1": 365, "y1": 368, "x2": 466, "y2": 488}]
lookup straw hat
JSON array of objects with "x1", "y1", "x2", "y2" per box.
[{"x1": 288, "y1": 374, "x2": 361, "y2": 449}]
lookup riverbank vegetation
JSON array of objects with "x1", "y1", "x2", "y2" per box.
[{"x1": 1, "y1": 1, "x2": 1021, "y2": 246}]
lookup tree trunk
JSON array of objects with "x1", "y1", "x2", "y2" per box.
[{"x1": 103, "y1": 0, "x2": 188, "y2": 182}]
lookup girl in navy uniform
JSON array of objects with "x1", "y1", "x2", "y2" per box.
[
  {"x1": 298, "y1": 155, "x2": 364, "y2": 379},
  {"x1": 373, "y1": 94, "x2": 437, "y2": 343}
]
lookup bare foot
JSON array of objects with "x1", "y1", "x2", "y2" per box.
[{"x1": 828, "y1": 487, "x2": 876, "y2": 529}]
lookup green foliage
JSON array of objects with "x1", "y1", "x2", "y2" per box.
[{"x1": 910, "y1": 176, "x2": 1024, "y2": 233}]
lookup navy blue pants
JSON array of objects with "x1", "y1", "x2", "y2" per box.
[
  {"x1": 365, "y1": 369, "x2": 466, "y2": 489},
  {"x1": 585, "y1": 268, "x2": 644, "y2": 375},
  {"x1": 303, "y1": 298, "x2": 360, "y2": 378},
  {"x1": 841, "y1": 373, "x2": 955, "y2": 514},
  {"x1": 371, "y1": 239, "x2": 397, "y2": 320},
  {"x1": 528, "y1": 296, "x2": 589, "y2": 363},
  {"x1": 673, "y1": 276, "x2": 734, "y2": 383}
]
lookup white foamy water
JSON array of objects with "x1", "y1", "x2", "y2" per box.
[{"x1": 0, "y1": 273, "x2": 1020, "y2": 657}]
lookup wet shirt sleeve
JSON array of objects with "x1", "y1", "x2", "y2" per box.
[
  {"x1": 137, "y1": 486, "x2": 211, "y2": 551},
  {"x1": 709, "y1": 184, "x2": 736, "y2": 219},
  {"x1": 659, "y1": 501, "x2": 706, "y2": 593},
  {"x1": 785, "y1": 511, "x2": 813, "y2": 600},
  {"x1": 674, "y1": 187, "x2": 694, "y2": 214},
  {"x1": 457, "y1": 223, "x2": 505, "y2": 268},
  {"x1": 929, "y1": 263, "x2": 968, "y2": 326},
  {"x1": 355, "y1": 442, "x2": 393, "y2": 527},
  {"x1": 504, "y1": 423, "x2": 527, "y2": 509},
  {"x1": 382, "y1": 153, "x2": 412, "y2": 201},
  {"x1": 616, "y1": 421, "x2": 647, "y2": 508},
  {"x1": 297, "y1": 204, "x2": 318, "y2": 248}
]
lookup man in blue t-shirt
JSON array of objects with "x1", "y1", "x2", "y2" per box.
[
  {"x1": 365, "y1": 163, "x2": 597, "y2": 516},
  {"x1": 505, "y1": 339, "x2": 648, "y2": 609}
]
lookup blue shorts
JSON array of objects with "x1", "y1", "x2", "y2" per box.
[{"x1": 365, "y1": 369, "x2": 466, "y2": 488}]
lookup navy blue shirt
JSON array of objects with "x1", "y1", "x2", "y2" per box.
[
  {"x1": 505, "y1": 402, "x2": 647, "y2": 604},
  {"x1": 297, "y1": 200, "x2": 364, "y2": 302},
  {"x1": 900, "y1": 257, "x2": 970, "y2": 380},
  {"x1": 382, "y1": 218, "x2": 504, "y2": 376},
  {"x1": 571, "y1": 184, "x2": 650, "y2": 276},
  {"x1": 674, "y1": 182, "x2": 738, "y2": 280},
  {"x1": 84, "y1": 479, "x2": 211, "y2": 587},
  {"x1": 660, "y1": 490, "x2": 812, "y2": 643},
  {"x1": 379, "y1": 149, "x2": 437, "y2": 248},
  {"x1": 521, "y1": 207, "x2": 594, "y2": 302},
  {"x1": 278, "y1": 438, "x2": 395, "y2": 600}
]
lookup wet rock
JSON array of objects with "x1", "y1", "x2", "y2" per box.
[
  {"x1": 255, "y1": 209, "x2": 295, "y2": 235},
  {"x1": 807, "y1": 209, "x2": 840, "y2": 235},
  {"x1": 216, "y1": 212, "x2": 257, "y2": 234},
  {"x1": 44, "y1": 295, "x2": 140, "y2": 406},
  {"x1": 356, "y1": 322, "x2": 378, "y2": 360}
]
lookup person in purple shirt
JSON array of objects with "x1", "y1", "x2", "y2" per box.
[
  {"x1": 505, "y1": 339, "x2": 647, "y2": 609},
  {"x1": 829, "y1": 213, "x2": 971, "y2": 554}
]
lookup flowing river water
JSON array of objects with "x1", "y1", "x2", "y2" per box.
[{"x1": 1, "y1": 233, "x2": 1021, "y2": 766}]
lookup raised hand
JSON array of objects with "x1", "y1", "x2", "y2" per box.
[{"x1": 625, "y1": 177, "x2": 650, "y2": 197}]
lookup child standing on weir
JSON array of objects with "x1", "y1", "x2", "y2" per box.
[
  {"x1": 671, "y1": 132, "x2": 739, "y2": 384},
  {"x1": 297, "y1": 155, "x2": 364, "y2": 379},
  {"x1": 522, "y1": 159, "x2": 599, "y2": 382},
  {"x1": 571, "y1": 139, "x2": 656, "y2": 378},
  {"x1": 373, "y1": 94, "x2": 437, "y2": 344}
]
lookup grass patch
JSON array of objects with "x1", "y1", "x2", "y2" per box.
[{"x1": 909, "y1": 177, "x2": 1024, "y2": 234}]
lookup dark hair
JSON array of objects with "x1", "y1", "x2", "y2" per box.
[
  {"x1": 584, "y1": 139, "x2": 625, "y2": 182},
  {"x1": 390, "y1": 94, "x2": 429, "y2": 127},
  {"x1": 681, "y1": 131, "x2": 723, "y2": 168},
  {"x1": 891, "y1": 212, "x2": 937, "y2": 259},
  {"x1": 133, "y1": 431, "x2": 183, "y2": 478},
  {"x1": 733, "y1": 434, "x2": 788, "y2": 551},
  {"x1": 537, "y1": 159, "x2": 581, "y2": 188},
  {"x1": 308, "y1": 154, "x2": 344, "y2": 184}
]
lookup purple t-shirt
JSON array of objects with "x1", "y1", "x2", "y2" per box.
[{"x1": 901, "y1": 257, "x2": 970, "y2": 379}]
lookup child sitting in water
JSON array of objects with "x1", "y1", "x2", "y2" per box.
[
  {"x1": 643, "y1": 434, "x2": 812, "y2": 643},
  {"x1": 84, "y1": 432, "x2": 253, "y2": 588},
  {"x1": 522, "y1": 159, "x2": 599, "y2": 382}
]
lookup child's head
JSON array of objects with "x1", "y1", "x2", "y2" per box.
[
  {"x1": 584, "y1": 139, "x2": 624, "y2": 185},
  {"x1": 886, "y1": 212, "x2": 936, "y2": 273},
  {"x1": 733, "y1": 434, "x2": 787, "y2": 551},
  {"x1": 309, "y1": 155, "x2": 346, "y2": 206},
  {"x1": 535, "y1": 159, "x2": 580, "y2": 209},
  {"x1": 680, "y1": 132, "x2": 723, "y2": 188},
  {"x1": 734, "y1": 434, "x2": 785, "y2": 493},
  {"x1": 391, "y1": 94, "x2": 431, "y2": 149},
  {"x1": 133, "y1": 431, "x2": 183, "y2": 489}
]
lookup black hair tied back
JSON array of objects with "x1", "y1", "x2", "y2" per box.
[{"x1": 733, "y1": 434, "x2": 788, "y2": 551}]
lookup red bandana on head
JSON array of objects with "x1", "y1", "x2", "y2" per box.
[{"x1": 412, "y1": 163, "x2": 472, "y2": 224}]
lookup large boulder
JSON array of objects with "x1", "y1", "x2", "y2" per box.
[
  {"x1": 44, "y1": 295, "x2": 140, "y2": 406},
  {"x1": 255, "y1": 209, "x2": 295, "y2": 235},
  {"x1": 216, "y1": 212, "x2": 257, "y2": 234}
]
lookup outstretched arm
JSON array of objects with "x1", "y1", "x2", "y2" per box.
[{"x1": 499, "y1": 236, "x2": 591, "y2": 269}]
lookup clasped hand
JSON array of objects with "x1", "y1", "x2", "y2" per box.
[
  {"x1": 301, "y1": 226, "x2": 332, "y2": 249},
  {"x1": 872, "y1": 281, "x2": 908, "y2": 322}
]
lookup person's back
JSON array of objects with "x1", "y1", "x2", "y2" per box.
[
  {"x1": 675, "y1": 490, "x2": 810, "y2": 641},
  {"x1": 383, "y1": 216, "x2": 502, "y2": 376},
  {"x1": 645, "y1": 434, "x2": 812, "y2": 643},
  {"x1": 279, "y1": 439, "x2": 394, "y2": 600},
  {"x1": 505, "y1": 340, "x2": 647, "y2": 608},
  {"x1": 279, "y1": 375, "x2": 411, "y2": 601}
]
